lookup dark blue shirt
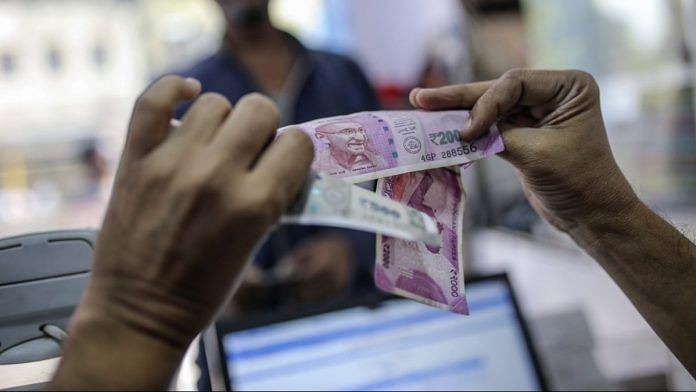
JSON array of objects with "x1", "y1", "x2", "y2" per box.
[
  {"x1": 174, "y1": 39, "x2": 379, "y2": 125},
  {"x1": 174, "y1": 36, "x2": 379, "y2": 283}
]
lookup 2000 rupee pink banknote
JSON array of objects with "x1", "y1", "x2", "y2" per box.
[{"x1": 375, "y1": 168, "x2": 469, "y2": 315}]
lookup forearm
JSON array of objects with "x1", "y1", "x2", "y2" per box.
[
  {"x1": 49, "y1": 302, "x2": 186, "y2": 390},
  {"x1": 569, "y1": 200, "x2": 696, "y2": 376}
]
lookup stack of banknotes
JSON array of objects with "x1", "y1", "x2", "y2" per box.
[{"x1": 279, "y1": 110, "x2": 504, "y2": 315}]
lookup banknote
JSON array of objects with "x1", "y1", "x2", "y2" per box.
[
  {"x1": 175, "y1": 114, "x2": 487, "y2": 314},
  {"x1": 170, "y1": 119, "x2": 444, "y2": 245},
  {"x1": 282, "y1": 175, "x2": 441, "y2": 246},
  {"x1": 277, "y1": 110, "x2": 503, "y2": 183},
  {"x1": 374, "y1": 168, "x2": 469, "y2": 315}
]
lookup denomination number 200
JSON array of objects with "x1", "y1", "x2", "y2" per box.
[{"x1": 429, "y1": 130, "x2": 461, "y2": 146}]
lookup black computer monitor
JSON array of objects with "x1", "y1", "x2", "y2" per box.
[{"x1": 206, "y1": 274, "x2": 546, "y2": 391}]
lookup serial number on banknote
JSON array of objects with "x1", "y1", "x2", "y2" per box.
[{"x1": 421, "y1": 144, "x2": 479, "y2": 162}]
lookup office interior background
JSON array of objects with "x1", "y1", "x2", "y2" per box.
[{"x1": 0, "y1": 0, "x2": 695, "y2": 390}]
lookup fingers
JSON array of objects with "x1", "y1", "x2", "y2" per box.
[
  {"x1": 178, "y1": 93, "x2": 232, "y2": 143},
  {"x1": 250, "y1": 129, "x2": 314, "y2": 213},
  {"x1": 493, "y1": 120, "x2": 528, "y2": 164},
  {"x1": 463, "y1": 69, "x2": 556, "y2": 140},
  {"x1": 410, "y1": 81, "x2": 492, "y2": 110},
  {"x1": 213, "y1": 93, "x2": 280, "y2": 167},
  {"x1": 410, "y1": 69, "x2": 600, "y2": 141},
  {"x1": 127, "y1": 75, "x2": 201, "y2": 158}
]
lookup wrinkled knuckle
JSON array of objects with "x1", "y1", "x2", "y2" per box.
[
  {"x1": 498, "y1": 69, "x2": 525, "y2": 94},
  {"x1": 570, "y1": 69, "x2": 593, "y2": 82},
  {"x1": 572, "y1": 70, "x2": 599, "y2": 89},
  {"x1": 569, "y1": 69, "x2": 600, "y2": 99},
  {"x1": 502, "y1": 68, "x2": 526, "y2": 82}
]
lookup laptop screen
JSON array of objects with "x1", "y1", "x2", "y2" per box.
[{"x1": 221, "y1": 277, "x2": 542, "y2": 391}]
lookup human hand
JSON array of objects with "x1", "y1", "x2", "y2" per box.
[
  {"x1": 410, "y1": 69, "x2": 640, "y2": 233},
  {"x1": 223, "y1": 266, "x2": 272, "y2": 315},
  {"x1": 76, "y1": 76, "x2": 314, "y2": 349},
  {"x1": 282, "y1": 234, "x2": 353, "y2": 302},
  {"x1": 223, "y1": 234, "x2": 353, "y2": 315}
]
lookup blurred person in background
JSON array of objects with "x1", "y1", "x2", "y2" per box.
[
  {"x1": 79, "y1": 140, "x2": 110, "y2": 199},
  {"x1": 171, "y1": 0, "x2": 380, "y2": 387},
  {"x1": 173, "y1": 0, "x2": 380, "y2": 314},
  {"x1": 459, "y1": 0, "x2": 540, "y2": 232}
]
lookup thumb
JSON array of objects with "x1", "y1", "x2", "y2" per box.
[{"x1": 495, "y1": 121, "x2": 542, "y2": 169}]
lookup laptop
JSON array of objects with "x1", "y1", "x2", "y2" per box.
[{"x1": 204, "y1": 274, "x2": 546, "y2": 391}]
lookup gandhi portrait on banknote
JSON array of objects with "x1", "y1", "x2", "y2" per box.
[{"x1": 314, "y1": 120, "x2": 387, "y2": 174}]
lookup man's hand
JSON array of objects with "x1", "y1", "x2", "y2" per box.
[
  {"x1": 410, "y1": 69, "x2": 639, "y2": 233},
  {"x1": 410, "y1": 69, "x2": 696, "y2": 376},
  {"x1": 51, "y1": 76, "x2": 314, "y2": 388},
  {"x1": 283, "y1": 234, "x2": 353, "y2": 302},
  {"x1": 227, "y1": 235, "x2": 353, "y2": 314}
]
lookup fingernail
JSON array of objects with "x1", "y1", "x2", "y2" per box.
[
  {"x1": 409, "y1": 88, "x2": 422, "y2": 106},
  {"x1": 459, "y1": 117, "x2": 474, "y2": 140},
  {"x1": 185, "y1": 77, "x2": 201, "y2": 94},
  {"x1": 464, "y1": 117, "x2": 473, "y2": 130},
  {"x1": 417, "y1": 87, "x2": 436, "y2": 96}
]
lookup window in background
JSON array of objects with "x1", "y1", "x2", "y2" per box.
[
  {"x1": 0, "y1": 0, "x2": 147, "y2": 238},
  {"x1": 1, "y1": 51, "x2": 16, "y2": 76},
  {"x1": 524, "y1": 0, "x2": 696, "y2": 210}
]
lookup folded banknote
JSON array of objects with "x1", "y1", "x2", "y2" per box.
[
  {"x1": 375, "y1": 168, "x2": 469, "y2": 315},
  {"x1": 282, "y1": 175, "x2": 441, "y2": 246},
  {"x1": 277, "y1": 110, "x2": 503, "y2": 183}
]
